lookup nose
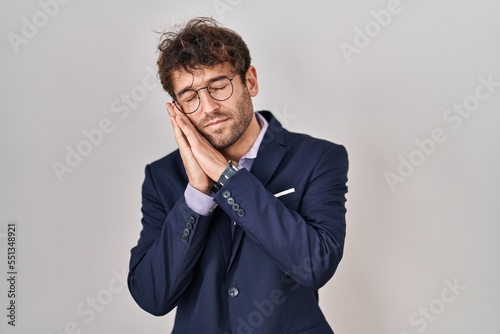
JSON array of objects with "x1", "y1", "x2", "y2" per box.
[{"x1": 198, "y1": 89, "x2": 219, "y2": 114}]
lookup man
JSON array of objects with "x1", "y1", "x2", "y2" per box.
[{"x1": 128, "y1": 17, "x2": 348, "y2": 334}]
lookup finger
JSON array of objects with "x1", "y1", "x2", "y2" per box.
[
  {"x1": 170, "y1": 115, "x2": 191, "y2": 150},
  {"x1": 167, "y1": 104, "x2": 188, "y2": 141},
  {"x1": 165, "y1": 102, "x2": 200, "y2": 140},
  {"x1": 165, "y1": 102, "x2": 176, "y2": 117},
  {"x1": 173, "y1": 114, "x2": 227, "y2": 179},
  {"x1": 175, "y1": 114, "x2": 203, "y2": 145},
  {"x1": 166, "y1": 103, "x2": 203, "y2": 145},
  {"x1": 167, "y1": 108, "x2": 194, "y2": 157},
  {"x1": 166, "y1": 104, "x2": 212, "y2": 192},
  {"x1": 171, "y1": 103, "x2": 185, "y2": 117},
  {"x1": 171, "y1": 116, "x2": 201, "y2": 169},
  {"x1": 172, "y1": 107, "x2": 200, "y2": 133}
]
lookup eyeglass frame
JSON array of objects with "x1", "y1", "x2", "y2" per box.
[{"x1": 172, "y1": 74, "x2": 239, "y2": 114}]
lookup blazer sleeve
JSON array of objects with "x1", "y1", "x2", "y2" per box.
[
  {"x1": 127, "y1": 164, "x2": 213, "y2": 316},
  {"x1": 214, "y1": 144, "x2": 348, "y2": 290}
]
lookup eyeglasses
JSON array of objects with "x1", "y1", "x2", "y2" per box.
[{"x1": 173, "y1": 75, "x2": 237, "y2": 114}]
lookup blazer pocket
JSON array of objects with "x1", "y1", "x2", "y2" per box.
[
  {"x1": 276, "y1": 190, "x2": 300, "y2": 207},
  {"x1": 274, "y1": 187, "x2": 296, "y2": 198}
]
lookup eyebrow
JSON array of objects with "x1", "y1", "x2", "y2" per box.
[{"x1": 175, "y1": 75, "x2": 230, "y2": 97}]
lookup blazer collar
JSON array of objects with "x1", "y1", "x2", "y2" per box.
[
  {"x1": 227, "y1": 111, "x2": 287, "y2": 272},
  {"x1": 250, "y1": 111, "x2": 287, "y2": 186}
]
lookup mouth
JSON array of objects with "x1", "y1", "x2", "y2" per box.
[{"x1": 204, "y1": 118, "x2": 229, "y2": 128}]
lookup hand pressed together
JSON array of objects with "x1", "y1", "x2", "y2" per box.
[{"x1": 166, "y1": 103, "x2": 228, "y2": 194}]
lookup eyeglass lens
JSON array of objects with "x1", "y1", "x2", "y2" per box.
[{"x1": 175, "y1": 77, "x2": 234, "y2": 114}]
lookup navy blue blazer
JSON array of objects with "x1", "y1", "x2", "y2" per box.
[{"x1": 128, "y1": 111, "x2": 348, "y2": 333}]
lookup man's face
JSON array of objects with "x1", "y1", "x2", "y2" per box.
[{"x1": 171, "y1": 63, "x2": 257, "y2": 150}]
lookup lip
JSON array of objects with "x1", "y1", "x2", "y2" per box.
[{"x1": 204, "y1": 118, "x2": 228, "y2": 128}]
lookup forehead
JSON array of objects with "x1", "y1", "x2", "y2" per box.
[{"x1": 171, "y1": 63, "x2": 234, "y2": 93}]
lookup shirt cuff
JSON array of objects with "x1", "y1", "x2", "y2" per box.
[{"x1": 184, "y1": 184, "x2": 217, "y2": 216}]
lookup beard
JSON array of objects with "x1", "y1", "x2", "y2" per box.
[{"x1": 196, "y1": 89, "x2": 254, "y2": 150}]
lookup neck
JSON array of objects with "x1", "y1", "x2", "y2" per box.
[{"x1": 221, "y1": 113, "x2": 261, "y2": 163}]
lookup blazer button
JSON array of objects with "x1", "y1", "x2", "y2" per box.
[
  {"x1": 183, "y1": 228, "x2": 190, "y2": 236},
  {"x1": 228, "y1": 287, "x2": 239, "y2": 298},
  {"x1": 227, "y1": 197, "x2": 235, "y2": 205},
  {"x1": 237, "y1": 209, "x2": 245, "y2": 217},
  {"x1": 186, "y1": 222, "x2": 193, "y2": 230},
  {"x1": 232, "y1": 203, "x2": 240, "y2": 211},
  {"x1": 187, "y1": 216, "x2": 195, "y2": 224},
  {"x1": 222, "y1": 190, "x2": 231, "y2": 199},
  {"x1": 181, "y1": 235, "x2": 189, "y2": 242}
]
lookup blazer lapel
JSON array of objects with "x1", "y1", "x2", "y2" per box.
[
  {"x1": 227, "y1": 112, "x2": 287, "y2": 271},
  {"x1": 227, "y1": 223, "x2": 244, "y2": 274},
  {"x1": 249, "y1": 112, "x2": 287, "y2": 186},
  {"x1": 212, "y1": 207, "x2": 232, "y2": 268}
]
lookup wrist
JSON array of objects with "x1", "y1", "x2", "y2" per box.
[{"x1": 212, "y1": 160, "x2": 239, "y2": 193}]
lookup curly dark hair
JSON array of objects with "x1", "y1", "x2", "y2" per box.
[{"x1": 157, "y1": 17, "x2": 252, "y2": 98}]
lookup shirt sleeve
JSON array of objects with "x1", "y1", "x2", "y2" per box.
[{"x1": 184, "y1": 184, "x2": 218, "y2": 216}]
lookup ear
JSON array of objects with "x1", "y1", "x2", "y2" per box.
[{"x1": 244, "y1": 66, "x2": 259, "y2": 97}]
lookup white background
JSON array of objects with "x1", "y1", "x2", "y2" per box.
[{"x1": 1, "y1": 0, "x2": 499, "y2": 333}]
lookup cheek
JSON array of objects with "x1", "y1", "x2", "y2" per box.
[{"x1": 186, "y1": 115, "x2": 203, "y2": 129}]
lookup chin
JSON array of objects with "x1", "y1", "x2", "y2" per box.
[
  {"x1": 208, "y1": 131, "x2": 240, "y2": 149},
  {"x1": 210, "y1": 138, "x2": 237, "y2": 150}
]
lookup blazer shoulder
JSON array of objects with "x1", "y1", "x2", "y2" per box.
[
  {"x1": 285, "y1": 130, "x2": 348, "y2": 158},
  {"x1": 148, "y1": 149, "x2": 180, "y2": 169},
  {"x1": 144, "y1": 149, "x2": 186, "y2": 182},
  {"x1": 258, "y1": 110, "x2": 347, "y2": 156}
]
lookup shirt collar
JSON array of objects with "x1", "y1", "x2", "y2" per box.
[{"x1": 239, "y1": 112, "x2": 269, "y2": 162}]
